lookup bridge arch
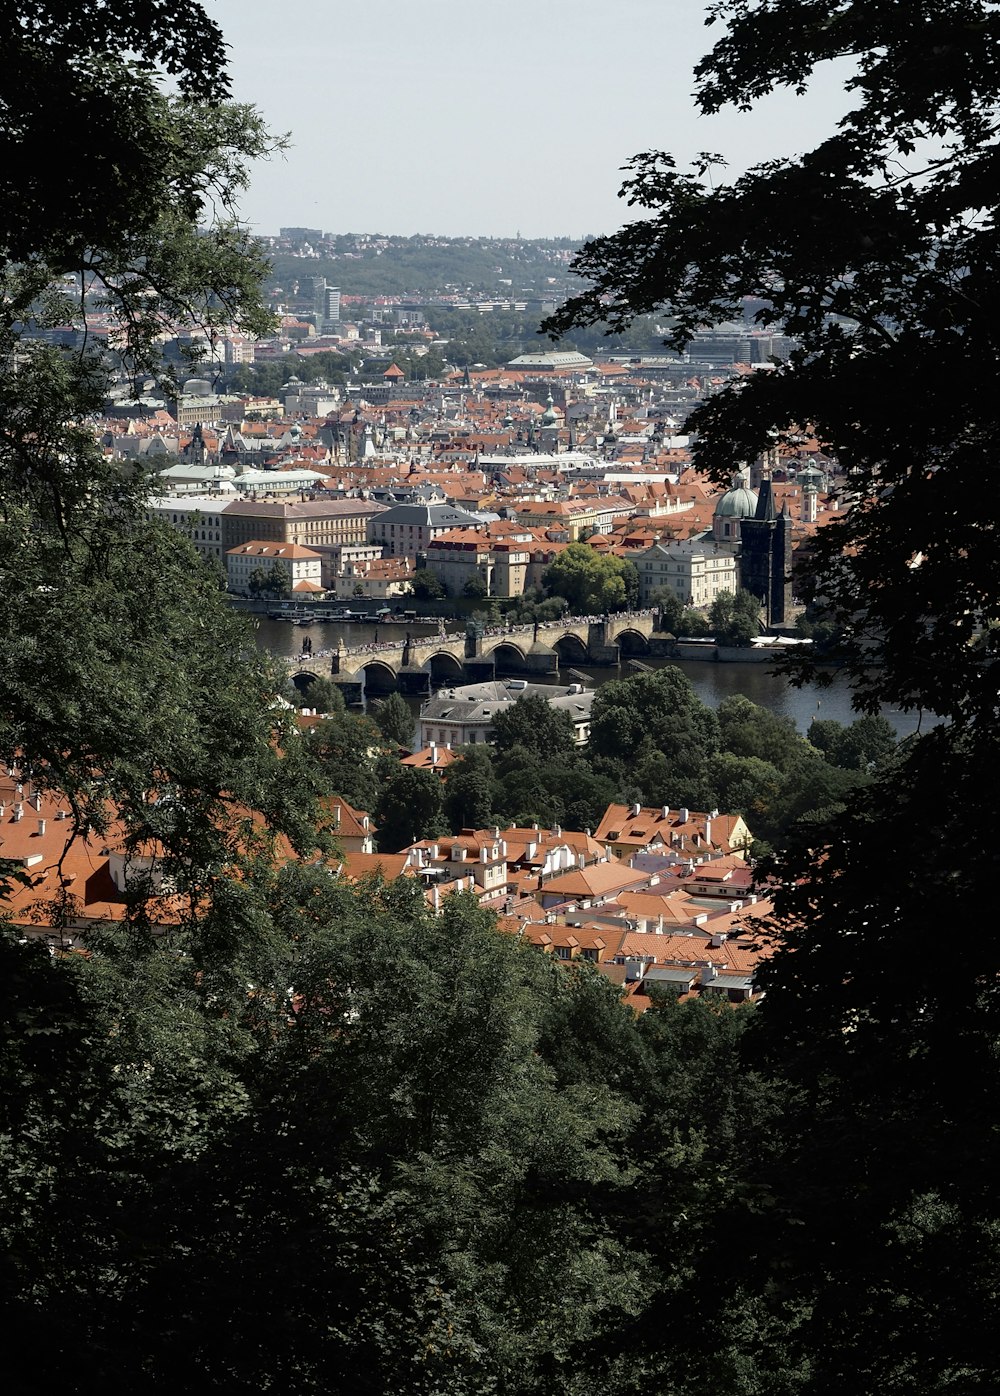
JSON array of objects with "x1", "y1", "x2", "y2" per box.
[
  {"x1": 616, "y1": 628, "x2": 652, "y2": 656},
  {"x1": 553, "y1": 632, "x2": 589, "y2": 664},
  {"x1": 427, "y1": 650, "x2": 465, "y2": 684},
  {"x1": 359, "y1": 659, "x2": 399, "y2": 694},
  {"x1": 487, "y1": 641, "x2": 528, "y2": 672},
  {"x1": 288, "y1": 667, "x2": 324, "y2": 695}
]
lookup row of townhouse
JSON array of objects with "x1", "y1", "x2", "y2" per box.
[{"x1": 2, "y1": 743, "x2": 769, "y2": 1012}]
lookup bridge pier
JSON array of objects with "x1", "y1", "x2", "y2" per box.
[
  {"x1": 587, "y1": 620, "x2": 621, "y2": 665},
  {"x1": 335, "y1": 675, "x2": 364, "y2": 706},
  {"x1": 524, "y1": 644, "x2": 559, "y2": 675},
  {"x1": 397, "y1": 666, "x2": 432, "y2": 695},
  {"x1": 463, "y1": 658, "x2": 496, "y2": 683}
]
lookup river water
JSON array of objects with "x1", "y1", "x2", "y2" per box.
[{"x1": 252, "y1": 615, "x2": 932, "y2": 740}]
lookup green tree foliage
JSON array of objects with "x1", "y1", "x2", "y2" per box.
[
  {"x1": 544, "y1": 543, "x2": 638, "y2": 614},
  {"x1": 0, "y1": 5, "x2": 806, "y2": 1393},
  {"x1": 734, "y1": 730, "x2": 1000, "y2": 1393},
  {"x1": 589, "y1": 667, "x2": 720, "y2": 792},
  {"x1": 548, "y1": 3, "x2": 1000, "y2": 1388},
  {"x1": 806, "y1": 716, "x2": 845, "y2": 756},
  {"x1": 827, "y1": 713, "x2": 898, "y2": 772},
  {"x1": 716, "y1": 695, "x2": 809, "y2": 773},
  {"x1": 679, "y1": 607, "x2": 711, "y2": 637},
  {"x1": 706, "y1": 751, "x2": 784, "y2": 828},
  {"x1": 410, "y1": 568, "x2": 447, "y2": 600},
  {"x1": 247, "y1": 561, "x2": 290, "y2": 599},
  {"x1": 0, "y1": 879, "x2": 663, "y2": 1393},
  {"x1": 0, "y1": 1, "x2": 304, "y2": 886},
  {"x1": 304, "y1": 708, "x2": 384, "y2": 813},
  {"x1": 709, "y1": 588, "x2": 762, "y2": 648},
  {"x1": 809, "y1": 714, "x2": 898, "y2": 772},
  {"x1": 650, "y1": 586, "x2": 685, "y2": 634},
  {"x1": 373, "y1": 764, "x2": 447, "y2": 851},
  {"x1": 545, "y1": 0, "x2": 1000, "y2": 731},
  {"x1": 222, "y1": 349, "x2": 351, "y2": 394},
  {"x1": 268, "y1": 237, "x2": 580, "y2": 301},
  {"x1": 289, "y1": 675, "x2": 345, "y2": 715},
  {"x1": 490, "y1": 694, "x2": 576, "y2": 760},
  {"x1": 462, "y1": 573, "x2": 489, "y2": 599},
  {"x1": 443, "y1": 745, "x2": 499, "y2": 832},
  {"x1": 370, "y1": 692, "x2": 415, "y2": 750},
  {"x1": 506, "y1": 592, "x2": 569, "y2": 625}
]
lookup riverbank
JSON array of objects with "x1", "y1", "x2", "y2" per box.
[{"x1": 252, "y1": 616, "x2": 932, "y2": 740}]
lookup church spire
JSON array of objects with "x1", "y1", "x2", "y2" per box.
[{"x1": 754, "y1": 472, "x2": 777, "y2": 521}]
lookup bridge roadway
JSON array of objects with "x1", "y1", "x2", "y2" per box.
[{"x1": 284, "y1": 610, "x2": 669, "y2": 697}]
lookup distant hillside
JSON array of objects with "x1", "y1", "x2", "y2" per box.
[{"x1": 263, "y1": 233, "x2": 585, "y2": 299}]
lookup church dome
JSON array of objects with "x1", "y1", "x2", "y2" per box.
[
  {"x1": 181, "y1": 377, "x2": 212, "y2": 397},
  {"x1": 714, "y1": 484, "x2": 759, "y2": 518}
]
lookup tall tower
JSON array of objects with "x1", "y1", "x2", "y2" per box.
[
  {"x1": 798, "y1": 463, "x2": 823, "y2": 524},
  {"x1": 310, "y1": 276, "x2": 326, "y2": 323},
  {"x1": 739, "y1": 475, "x2": 793, "y2": 624}
]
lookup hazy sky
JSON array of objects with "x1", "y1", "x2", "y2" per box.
[{"x1": 207, "y1": 0, "x2": 853, "y2": 240}]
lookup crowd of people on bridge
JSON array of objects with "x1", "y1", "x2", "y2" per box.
[{"x1": 295, "y1": 608, "x2": 660, "y2": 660}]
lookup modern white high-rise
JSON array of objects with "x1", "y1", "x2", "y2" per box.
[{"x1": 323, "y1": 284, "x2": 341, "y2": 325}]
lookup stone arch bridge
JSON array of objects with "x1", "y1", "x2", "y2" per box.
[{"x1": 284, "y1": 612, "x2": 673, "y2": 701}]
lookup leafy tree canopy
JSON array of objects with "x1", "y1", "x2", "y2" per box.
[
  {"x1": 305, "y1": 709, "x2": 385, "y2": 813},
  {"x1": 490, "y1": 694, "x2": 576, "y2": 760},
  {"x1": 374, "y1": 763, "x2": 447, "y2": 851},
  {"x1": 545, "y1": 0, "x2": 1000, "y2": 729},
  {"x1": 544, "y1": 543, "x2": 638, "y2": 614},
  {"x1": 370, "y1": 692, "x2": 415, "y2": 750},
  {"x1": 716, "y1": 695, "x2": 811, "y2": 773},
  {"x1": 709, "y1": 588, "x2": 762, "y2": 648},
  {"x1": 410, "y1": 568, "x2": 447, "y2": 601},
  {"x1": 589, "y1": 667, "x2": 720, "y2": 781},
  {"x1": 247, "y1": 561, "x2": 290, "y2": 599},
  {"x1": 1, "y1": 0, "x2": 298, "y2": 890}
]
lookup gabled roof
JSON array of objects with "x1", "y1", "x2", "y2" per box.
[{"x1": 538, "y1": 861, "x2": 649, "y2": 901}]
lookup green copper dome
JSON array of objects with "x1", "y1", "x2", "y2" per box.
[{"x1": 714, "y1": 484, "x2": 759, "y2": 518}]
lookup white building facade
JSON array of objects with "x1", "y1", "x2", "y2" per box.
[
  {"x1": 635, "y1": 538, "x2": 739, "y2": 608},
  {"x1": 226, "y1": 541, "x2": 325, "y2": 596}
]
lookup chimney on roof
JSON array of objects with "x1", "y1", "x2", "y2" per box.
[
  {"x1": 660, "y1": 805, "x2": 670, "y2": 820},
  {"x1": 13, "y1": 803, "x2": 23, "y2": 822},
  {"x1": 630, "y1": 802, "x2": 641, "y2": 817},
  {"x1": 704, "y1": 816, "x2": 713, "y2": 845},
  {"x1": 37, "y1": 819, "x2": 46, "y2": 836},
  {"x1": 679, "y1": 807, "x2": 689, "y2": 823},
  {"x1": 32, "y1": 791, "x2": 42, "y2": 811}
]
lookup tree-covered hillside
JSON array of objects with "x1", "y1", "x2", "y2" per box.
[
  {"x1": 7, "y1": 1, "x2": 1000, "y2": 1393},
  {"x1": 266, "y1": 234, "x2": 581, "y2": 299}
]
